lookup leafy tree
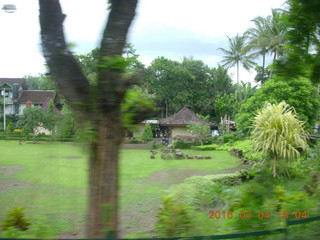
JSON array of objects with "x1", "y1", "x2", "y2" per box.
[
  {"x1": 251, "y1": 101, "x2": 308, "y2": 177},
  {"x1": 254, "y1": 65, "x2": 271, "y2": 85},
  {"x1": 142, "y1": 123, "x2": 153, "y2": 142},
  {"x1": 56, "y1": 104, "x2": 77, "y2": 138},
  {"x1": 187, "y1": 122, "x2": 210, "y2": 145},
  {"x1": 218, "y1": 34, "x2": 256, "y2": 85},
  {"x1": 44, "y1": 99, "x2": 58, "y2": 133},
  {"x1": 39, "y1": 0, "x2": 151, "y2": 237},
  {"x1": 25, "y1": 74, "x2": 57, "y2": 90},
  {"x1": 236, "y1": 76, "x2": 320, "y2": 133},
  {"x1": 145, "y1": 57, "x2": 195, "y2": 117},
  {"x1": 209, "y1": 65, "x2": 235, "y2": 96},
  {"x1": 214, "y1": 93, "x2": 239, "y2": 120},
  {"x1": 275, "y1": 0, "x2": 320, "y2": 83},
  {"x1": 144, "y1": 57, "x2": 234, "y2": 119},
  {"x1": 75, "y1": 43, "x2": 144, "y2": 85},
  {"x1": 18, "y1": 106, "x2": 46, "y2": 143}
]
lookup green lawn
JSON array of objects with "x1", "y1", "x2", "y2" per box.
[{"x1": 0, "y1": 141, "x2": 240, "y2": 238}]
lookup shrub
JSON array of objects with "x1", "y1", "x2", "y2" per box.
[
  {"x1": 6, "y1": 122, "x2": 14, "y2": 133},
  {"x1": 251, "y1": 101, "x2": 308, "y2": 177},
  {"x1": 130, "y1": 138, "x2": 144, "y2": 144},
  {"x1": 192, "y1": 144, "x2": 219, "y2": 151},
  {"x1": 154, "y1": 196, "x2": 194, "y2": 238},
  {"x1": 222, "y1": 132, "x2": 238, "y2": 143},
  {"x1": 1, "y1": 207, "x2": 31, "y2": 231},
  {"x1": 173, "y1": 140, "x2": 194, "y2": 149},
  {"x1": 142, "y1": 123, "x2": 153, "y2": 142}
]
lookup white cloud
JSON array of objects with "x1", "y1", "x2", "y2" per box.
[{"x1": 0, "y1": 0, "x2": 285, "y2": 80}]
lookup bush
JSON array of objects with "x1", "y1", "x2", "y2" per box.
[
  {"x1": 222, "y1": 132, "x2": 239, "y2": 143},
  {"x1": 142, "y1": 123, "x2": 153, "y2": 142},
  {"x1": 154, "y1": 196, "x2": 194, "y2": 238},
  {"x1": 192, "y1": 144, "x2": 219, "y2": 151},
  {"x1": 1, "y1": 207, "x2": 31, "y2": 231},
  {"x1": 173, "y1": 140, "x2": 195, "y2": 149}
]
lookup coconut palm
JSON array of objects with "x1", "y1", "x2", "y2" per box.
[
  {"x1": 268, "y1": 9, "x2": 288, "y2": 62},
  {"x1": 245, "y1": 9, "x2": 288, "y2": 81},
  {"x1": 218, "y1": 34, "x2": 256, "y2": 85},
  {"x1": 245, "y1": 15, "x2": 272, "y2": 84},
  {"x1": 251, "y1": 101, "x2": 308, "y2": 178}
]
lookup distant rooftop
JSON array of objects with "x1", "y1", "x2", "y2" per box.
[{"x1": 159, "y1": 106, "x2": 215, "y2": 126}]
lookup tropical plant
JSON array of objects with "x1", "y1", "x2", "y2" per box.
[
  {"x1": 251, "y1": 101, "x2": 308, "y2": 177},
  {"x1": 245, "y1": 15, "x2": 272, "y2": 81},
  {"x1": 245, "y1": 9, "x2": 288, "y2": 82},
  {"x1": 218, "y1": 34, "x2": 256, "y2": 85}
]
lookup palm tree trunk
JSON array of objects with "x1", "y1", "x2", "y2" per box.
[
  {"x1": 262, "y1": 53, "x2": 266, "y2": 85},
  {"x1": 236, "y1": 61, "x2": 240, "y2": 85},
  {"x1": 236, "y1": 61, "x2": 242, "y2": 102}
]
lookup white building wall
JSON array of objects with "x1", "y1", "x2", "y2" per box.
[{"x1": 19, "y1": 103, "x2": 27, "y2": 115}]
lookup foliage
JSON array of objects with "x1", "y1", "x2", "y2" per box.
[
  {"x1": 56, "y1": 104, "x2": 77, "y2": 138},
  {"x1": 214, "y1": 93, "x2": 239, "y2": 120},
  {"x1": 121, "y1": 86, "x2": 156, "y2": 130},
  {"x1": 218, "y1": 34, "x2": 256, "y2": 84},
  {"x1": 75, "y1": 44, "x2": 144, "y2": 84},
  {"x1": 251, "y1": 101, "x2": 309, "y2": 177},
  {"x1": 276, "y1": 0, "x2": 320, "y2": 83},
  {"x1": 13, "y1": 129, "x2": 22, "y2": 134},
  {"x1": 45, "y1": 99, "x2": 58, "y2": 132},
  {"x1": 143, "y1": 57, "x2": 235, "y2": 118},
  {"x1": 187, "y1": 123, "x2": 210, "y2": 145},
  {"x1": 192, "y1": 144, "x2": 219, "y2": 151},
  {"x1": 236, "y1": 76, "x2": 320, "y2": 133},
  {"x1": 1, "y1": 207, "x2": 31, "y2": 231},
  {"x1": 25, "y1": 74, "x2": 57, "y2": 90},
  {"x1": 0, "y1": 216, "x2": 59, "y2": 239},
  {"x1": 154, "y1": 196, "x2": 194, "y2": 238},
  {"x1": 6, "y1": 121, "x2": 14, "y2": 133},
  {"x1": 141, "y1": 123, "x2": 153, "y2": 142},
  {"x1": 173, "y1": 140, "x2": 199, "y2": 149},
  {"x1": 18, "y1": 107, "x2": 46, "y2": 135}
]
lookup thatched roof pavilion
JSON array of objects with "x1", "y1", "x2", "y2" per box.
[{"x1": 159, "y1": 106, "x2": 215, "y2": 127}]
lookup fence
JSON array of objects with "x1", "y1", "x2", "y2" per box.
[{"x1": 1, "y1": 215, "x2": 319, "y2": 240}]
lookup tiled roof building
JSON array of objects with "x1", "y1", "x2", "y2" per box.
[{"x1": 0, "y1": 78, "x2": 61, "y2": 116}]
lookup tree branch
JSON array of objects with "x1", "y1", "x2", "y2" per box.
[
  {"x1": 39, "y1": 0, "x2": 90, "y2": 113},
  {"x1": 96, "y1": 0, "x2": 138, "y2": 113}
]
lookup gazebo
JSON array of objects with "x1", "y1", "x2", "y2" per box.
[{"x1": 159, "y1": 106, "x2": 215, "y2": 139}]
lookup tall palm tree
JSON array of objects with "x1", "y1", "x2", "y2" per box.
[
  {"x1": 218, "y1": 34, "x2": 256, "y2": 85},
  {"x1": 268, "y1": 9, "x2": 288, "y2": 62},
  {"x1": 245, "y1": 9, "x2": 288, "y2": 81},
  {"x1": 245, "y1": 16, "x2": 272, "y2": 84}
]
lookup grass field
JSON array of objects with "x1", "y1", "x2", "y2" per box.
[{"x1": 0, "y1": 140, "x2": 240, "y2": 238}]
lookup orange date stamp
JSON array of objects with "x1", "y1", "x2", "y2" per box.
[{"x1": 208, "y1": 210, "x2": 307, "y2": 220}]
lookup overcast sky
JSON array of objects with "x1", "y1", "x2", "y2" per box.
[{"x1": 0, "y1": 0, "x2": 285, "y2": 83}]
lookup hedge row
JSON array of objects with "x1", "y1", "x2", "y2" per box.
[{"x1": 0, "y1": 133, "x2": 75, "y2": 142}]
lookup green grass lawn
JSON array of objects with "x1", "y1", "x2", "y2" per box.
[{"x1": 0, "y1": 140, "x2": 240, "y2": 238}]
